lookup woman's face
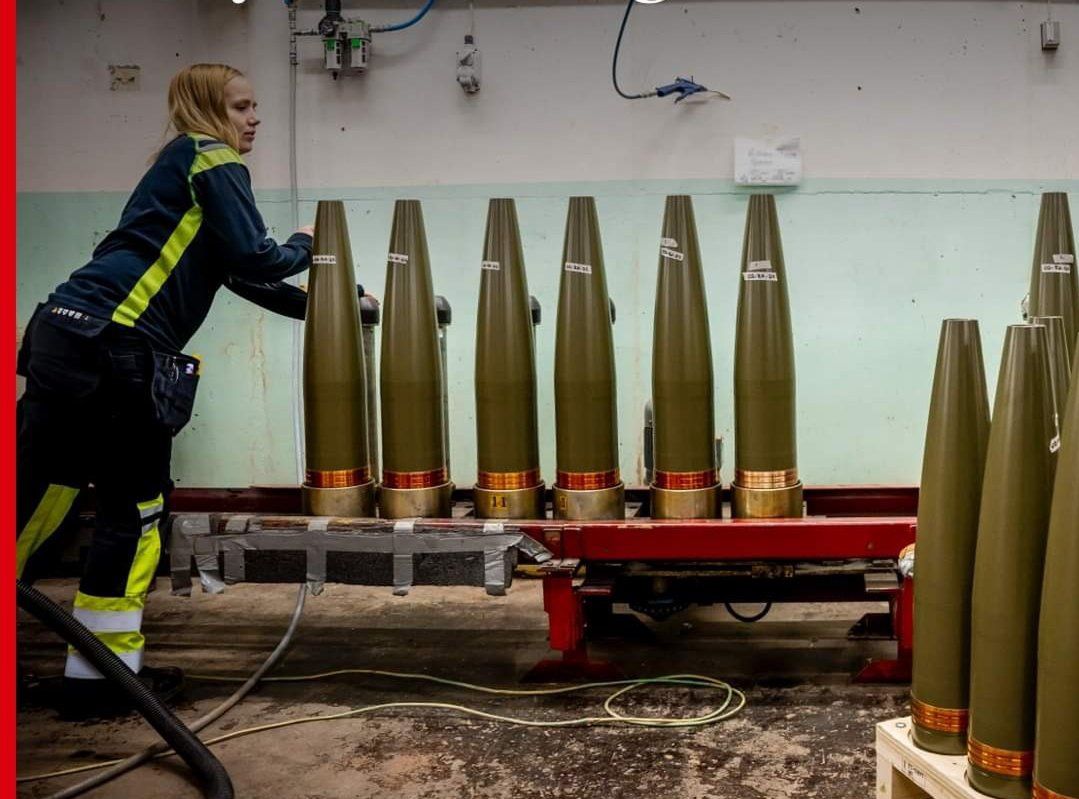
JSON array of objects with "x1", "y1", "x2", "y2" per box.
[{"x1": 224, "y1": 76, "x2": 259, "y2": 154}]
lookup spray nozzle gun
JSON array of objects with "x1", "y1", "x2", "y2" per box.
[{"x1": 654, "y1": 76, "x2": 731, "y2": 103}]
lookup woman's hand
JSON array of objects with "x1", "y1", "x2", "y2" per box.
[{"x1": 296, "y1": 225, "x2": 315, "y2": 237}]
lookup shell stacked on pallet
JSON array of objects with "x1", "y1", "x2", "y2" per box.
[
  {"x1": 1028, "y1": 193, "x2": 1078, "y2": 348},
  {"x1": 553, "y1": 196, "x2": 624, "y2": 520},
  {"x1": 1034, "y1": 343, "x2": 1079, "y2": 799},
  {"x1": 650, "y1": 195, "x2": 720, "y2": 519},
  {"x1": 732, "y1": 194, "x2": 803, "y2": 518},
  {"x1": 379, "y1": 199, "x2": 453, "y2": 518},
  {"x1": 910, "y1": 319, "x2": 991, "y2": 755},
  {"x1": 968, "y1": 324, "x2": 1057, "y2": 799},
  {"x1": 302, "y1": 200, "x2": 375, "y2": 517},
  {"x1": 1029, "y1": 315, "x2": 1072, "y2": 436},
  {"x1": 473, "y1": 198, "x2": 545, "y2": 519}
]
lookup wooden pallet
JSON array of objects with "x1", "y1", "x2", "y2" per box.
[{"x1": 876, "y1": 717, "x2": 982, "y2": 799}]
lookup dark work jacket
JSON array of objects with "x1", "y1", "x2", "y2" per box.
[{"x1": 49, "y1": 133, "x2": 312, "y2": 352}]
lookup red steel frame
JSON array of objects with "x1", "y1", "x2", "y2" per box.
[
  {"x1": 515, "y1": 516, "x2": 917, "y2": 683},
  {"x1": 156, "y1": 486, "x2": 919, "y2": 681}
]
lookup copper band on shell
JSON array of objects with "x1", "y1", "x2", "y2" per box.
[
  {"x1": 305, "y1": 467, "x2": 371, "y2": 489},
  {"x1": 382, "y1": 467, "x2": 449, "y2": 490},
  {"x1": 1034, "y1": 783, "x2": 1078, "y2": 799},
  {"x1": 734, "y1": 468, "x2": 799, "y2": 489},
  {"x1": 968, "y1": 737, "x2": 1034, "y2": 778},
  {"x1": 910, "y1": 696, "x2": 968, "y2": 734},
  {"x1": 477, "y1": 469, "x2": 542, "y2": 491},
  {"x1": 654, "y1": 469, "x2": 718, "y2": 490},
  {"x1": 556, "y1": 469, "x2": 620, "y2": 491}
]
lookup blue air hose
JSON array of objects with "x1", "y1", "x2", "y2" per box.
[{"x1": 372, "y1": 0, "x2": 436, "y2": 33}]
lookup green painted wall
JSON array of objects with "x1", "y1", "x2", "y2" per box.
[{"x1": 17, "y1": 180, "x2": 1078, "y2": 488}]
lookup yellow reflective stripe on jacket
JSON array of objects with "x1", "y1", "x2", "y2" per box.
[
  {"x1": 74, "y1": 591, "x2": 145, "y2": 614},
  {"x1": 110, "y1": 135, "x2": 242, "y2": 328},
  {"x1": 16, "y1": 484, "x2": 80, "y2": 578},
  {"x1": 68, "y1": 630, "x2": 145, "y2": 656},
  {"x1": 111, "y1": 205, "x2": 204, "y2": 327},
  {"x1": 190, "y1": 146, "x2": 242, "y2": 176}
]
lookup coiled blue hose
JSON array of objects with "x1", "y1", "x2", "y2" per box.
[{"x1": 372, "y1": 0, "x2": 436, "y2": 32}]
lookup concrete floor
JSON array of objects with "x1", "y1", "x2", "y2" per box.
[{"x1": 17, "y1": 576, "x2": 908, "y2": 798}]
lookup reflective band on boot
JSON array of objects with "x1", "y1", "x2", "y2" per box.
[
  {"x1": 64, "y1": 492, "x2": 163, "y2": 680},
  {"x1": 64, "y1": 592, "x2": 146, "y2": 679}
]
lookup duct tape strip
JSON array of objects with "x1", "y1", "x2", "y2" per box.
[
  {"x1": 222, "y1": 515, "x2": 254, "y2": 585},
  {"x1": 484, "y1": 548, "x2": 508, "y2": 596},
  {"x1": 306, "y1": 518, "x2": 329, "y2": 596},
  {"x1": 168, "y1": 514, "x2": 203, "y2": 596},
  {"x1": 170, "y1": 514, "x2": 228, "y2": 595},
  {"x1": 483, "y1": 522, "x2": 507, "y2": 595},
  {"x1": 392, "y1": 520, "x2": 416, "y2": 596},
  {"x1": 192, "y1": 531, "x2": 227, "y2": 595},
  {"x1": 515, "y1": 534, "x2": 553, "y2": 564},
  {"x1": 168, "y1": 514, "x2": 553, "y2": 597}
]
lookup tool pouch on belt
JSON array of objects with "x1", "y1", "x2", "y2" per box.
[{"x1": 151, "y1": 351, "x2": 201, "y2": 434}]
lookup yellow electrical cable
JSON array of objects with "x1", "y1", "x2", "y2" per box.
[{"x1": 18, "y1": 671, "x2": 745, "y2": 784}]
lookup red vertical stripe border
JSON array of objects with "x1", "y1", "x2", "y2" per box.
[{"x1": 4, "y1": 0, "x2": 19, "y2": 791}]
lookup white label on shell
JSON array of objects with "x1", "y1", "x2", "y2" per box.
[
  {"x1": 661, "y1": 237, "x2": 679, "y2": 248},
  {"x1": 748, "y1": 260, "x2": 773, "y2": 271},
  {"x1": 388, "y1": 252, "x2": 409, "y2": 265},
  {"x1": 742, "y1": 271, "x2": 779, "y2": 282},
  {"x1": 481, "y1": 260, "x2": 501, "y2": 271},
  {"x1": 1050, "y1": 435, "x2": 1062, "y2": 453},
  {"x1": 565, "y1": 261, "x2": 592, "y2": 274},
  {"x1": 312, "y1": 255, "x2": 336, "y2": 265},
  {"x1": 661, "y1": 247, "x2": 684, "y2": 262},
  {"x1": 1053, "y1": 253, "x2": 1075, "y2": 264},
  {"x1": 1042, "y1": 262, "x2": 1072, "y2": 274}
]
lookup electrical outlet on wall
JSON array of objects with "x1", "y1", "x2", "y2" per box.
[{"x1": 109, "y1": 65, "x2": 141, "y2": 91}]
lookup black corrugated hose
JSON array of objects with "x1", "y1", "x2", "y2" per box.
[{"x1": 16, "y1": 580, "x2": 234, "y2": 799}]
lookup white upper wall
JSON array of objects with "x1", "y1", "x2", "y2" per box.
[{"x1": 17, "y1": 0, "x2": 1079, "y2": 192}]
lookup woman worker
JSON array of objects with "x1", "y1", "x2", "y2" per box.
[{"x1": 16, "y1": 63, "x2": 343, "y2": 719}]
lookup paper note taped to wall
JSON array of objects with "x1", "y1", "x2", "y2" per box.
[{"x1": 734, "y1": 138, "x2": 803, "y2": 186}]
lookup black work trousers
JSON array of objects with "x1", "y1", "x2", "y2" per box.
[{"x1": 16, "y1": 309, "x2": 172, "y2": 676}]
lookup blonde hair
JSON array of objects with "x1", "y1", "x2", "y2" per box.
[{"x1": 165, "y1": 63, "x2": 244, "y2": 153}]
